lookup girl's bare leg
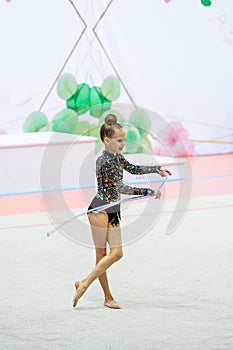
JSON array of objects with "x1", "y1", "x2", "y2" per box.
[
  {"x1": 88, "y1": 212, "x2": 122, "y2": 302},
  {"x1": 74, "y1": 212, "x2": 114, "y2": 301},
  {"x1": 95, "y1": 248, "x2": 115, "y2": 302},
  {"x1": 83, "y1": 219, "x2": 123, "y2": 288},
  {"x1": 73, "y1": 212, "x2": 123, "y2": 307},
  {"x1": 88, "y1": 211, "x2": 113, "y2": 300}
]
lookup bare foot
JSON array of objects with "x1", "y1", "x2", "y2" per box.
[
  {"x1": 104, "y1": 299, "x2": 122, "y2": 309},
  {"x1": 73, "y1": 281, "x2": 86, "y2": 308}
]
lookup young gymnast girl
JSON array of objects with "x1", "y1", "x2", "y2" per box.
[{"x1": 73, "y1": 114, "x2": 172, "y2": 309}]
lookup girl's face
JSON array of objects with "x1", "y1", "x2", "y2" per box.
[{"x1": 104, "y1": 128, "x2": 126, "y2": 154}]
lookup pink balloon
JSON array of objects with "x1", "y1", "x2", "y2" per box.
[
  {"x1": 164, "y1": 0, "x2": 172, "y2": 3},
  {"x1": 153, "y1": 121, "x2": 195, "y2": 157}
]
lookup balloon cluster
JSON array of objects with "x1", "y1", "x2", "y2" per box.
[
  {"x1": 23, "y1": 74, "x2": 119, "y2": 134},
  {"x1": 125, "y1": 109, "x2": 152, "y2": 154},
  {"x1": 23, "y1": 74, "x2": 152, "y2": 154},
  {"x1": 60, "y1": 74, "x2": 120, "y2": 118}
]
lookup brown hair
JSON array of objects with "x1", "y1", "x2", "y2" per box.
[{"x1": 100, "y1": 114, "x2": 122, "y2": 142}]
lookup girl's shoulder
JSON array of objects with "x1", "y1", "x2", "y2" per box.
[
  {"x1": 118, "y1": 153, "x2": 125, "y2": 161},
  {"x1": 96, "y1": 151, "x2": 112, "y2": 167},
  {"x1": 96, "y1": 151, "x2": 124, "y2": 168}
]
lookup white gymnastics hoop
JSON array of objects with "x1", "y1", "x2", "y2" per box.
[{"x1": 46, "y1": 175, "x2": 168, "y2": 237}]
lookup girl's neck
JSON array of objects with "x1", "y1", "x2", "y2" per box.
[{"x1": 104, "y1": 147, "x2": 116, "y2": 156}]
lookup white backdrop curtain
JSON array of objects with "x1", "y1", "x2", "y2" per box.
[{"x1": 0, "y1": 0, "x2": 232, "y2": 154}]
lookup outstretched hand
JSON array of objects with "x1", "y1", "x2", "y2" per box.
[
  {"x1": 159, "y1": 168, "x2": 172, "y2": 177},
  {"x1": 154, "y1": 190, "x2": 161, "y2": 199},
  {"x1": 153, "y1": 169, "x2": 171, "y2": 199}
]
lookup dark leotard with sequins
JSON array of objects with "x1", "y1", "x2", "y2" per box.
[
  {"x1": 88, "y1": 151, "x2": 161, "y2": 225},
  {"x1": 96, "y1": 151, "x2": 161, "y2": 202}
]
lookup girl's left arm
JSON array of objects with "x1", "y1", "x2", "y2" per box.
[{"x1": 120, "y1": 154, "x2": 172, "y2": 177}]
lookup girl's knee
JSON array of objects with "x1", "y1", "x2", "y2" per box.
[{"x1": 112, "y1": 249, "x2": 123, "y2": 262}]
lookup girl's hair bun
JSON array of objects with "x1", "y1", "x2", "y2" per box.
[
  {"x1": 100, "y1": 113, "x2": 122, "y2": 141},
  {"x1": 105, "y1": 114, "x2": 117, "y2": 125}
]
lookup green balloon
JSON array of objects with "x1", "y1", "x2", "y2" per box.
[
  {"x1": 140, "y1": 137, "x2": 153, "y2": 154},
  {"x1": 99, "y1": 109, "x2": 125, "y2": 126},
  {"x1": 129, "y1": 109, "x2": 151, "y2": 139},
  {"x1": 66, "y1": 93, "x2": 77, "y2": 111},
  {"x1": 76, "y1": 83, "x2": 90, "y2": 115},
  {"x1": 89, "y1": 86, "x2": 103, "y2": 118},
  {"x1": 101, "y1": 75, "x2": 121, "y2": 101},
  {"x1": 201, "y1": 0, "x2": 211, "y2": 6},
  {"x1": 38, "y1": 125, "x2": 47, "y2": 132},
  {"x1": 125, "y1": 126, "x2": 141, "y2": 153},
  {"x1": 52, "y1": 120, "x2": 71, "y2": 133},
  {"x1": 53, "y1": 108, "x2": 78, "y2": 133},
  {"x1": 66, "y1": 83, "x2": 90, "y2": 115},
  {"x1": 89, "y1": 124, "x2": 100, "y2": 139},
  {"x1": 39, "y1": 122, "x2": 52, "y2": 132},
  {"x1": 90, "y1": 105, "x2": 103, "y2": 118},
  {"x1": 90, "y1": 86, "x2": 102, "y2": 106},
  {"x1": 89, "y1": 86, "x2": 112, "y2": 118},
  {"x1": 57, "y1": 73, "x2": 78, "y2": 100},
  {"x1": 102, "y1": 97, "x2": 112, "y2": 112},
  {"x1": 75, "y1": 121, "x2": 90, "y2": 136},
  {"x1": 23, "y1": 111, "x2": 48, "y2": 132}
]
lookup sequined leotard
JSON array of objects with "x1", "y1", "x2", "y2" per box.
[{"x1": 88, "y1": 150, "x2": 161, "y2": 225}]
